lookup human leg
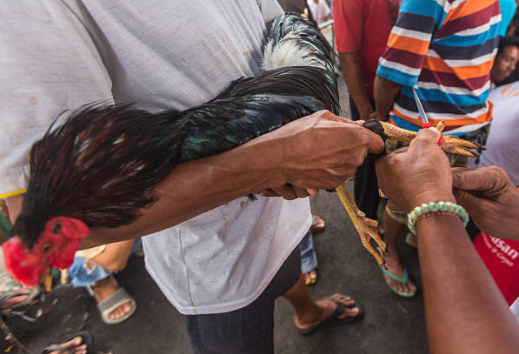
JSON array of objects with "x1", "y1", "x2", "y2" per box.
[
  {"x1": 380, "y1": 201, "x2": 417, "y2": 297},
  {"x1": 180, "y1": 247, "x2": 301, "y2": 354},
  {"x1": 90, "y1": 240, "x2": 136, "y2": 272},
  {"x1": 283, "y1": 273, "x2": 362, "y2": 335},
  {"x1": 68, "y1": 240, "x2": 138, "y2": 324}
]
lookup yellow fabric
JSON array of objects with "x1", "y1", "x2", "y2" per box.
[{"x1": 0, "y1": 189, "x2": 26, "y2": 199}]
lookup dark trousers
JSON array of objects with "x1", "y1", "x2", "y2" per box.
[
  {"x1": 180, "y1": 247, "x2": 301, "y2": 354},
  {"x1": 349, "y1": 96, "x2": 380, "y2": 220}
]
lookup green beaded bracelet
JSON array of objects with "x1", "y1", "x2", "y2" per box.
[{"x1": 407, "y1": 201, "x2": 469, "y2": 235}]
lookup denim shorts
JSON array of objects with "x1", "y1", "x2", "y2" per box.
[{"x1": 68, "y1": 239, "x2": 141, "y2": 287}]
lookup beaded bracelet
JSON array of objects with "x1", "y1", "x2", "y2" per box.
[{"x1": 407, "y1": 201, "x2": 469, "y2": 235}]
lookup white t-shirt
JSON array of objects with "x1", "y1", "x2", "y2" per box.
[
  {"x1": 1, "y1": 0, "x2": 311, "y2": 315},
  {"x1": 469, "y1": 81, "x2": 519, "y2": 186}
]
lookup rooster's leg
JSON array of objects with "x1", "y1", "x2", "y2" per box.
[
  {"x1": 380, "y1": 121, "x2": 484, "y2": 158},
  {"x1": 335, "y1": 182, "x2": 387, "y2": 267}
]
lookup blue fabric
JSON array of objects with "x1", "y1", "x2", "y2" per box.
[
  {"x1": 499, "y1": 0, "x2": 517, "y2": 37},
  {"x1": 68, "y1": 239, "x2": 142, "y2": 287},
  {"x1": 298, "y1": 231, "x2": 318, "y2": 274}
]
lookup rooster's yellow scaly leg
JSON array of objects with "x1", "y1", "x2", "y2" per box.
[{"x1": 335, "y1": 182, "x2": 387, "y2": 267}]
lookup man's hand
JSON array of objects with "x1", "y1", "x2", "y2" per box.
[
  {"x1": 376, "y1": 128, "x2": 455, "y2": 212},
  {"x1": 272, "y1": 110, "x2": 384, "y2": 192},
  {"x1": 452, "y1": 166, "x2": 519, "y2": 241}
]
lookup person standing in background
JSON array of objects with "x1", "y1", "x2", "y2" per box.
[
  {"x1": 333, "y1": 0, "x2": 401, "y2": 222},
  {"x1": 373, "y1": 0, "x2": 500, "y2": 298}
]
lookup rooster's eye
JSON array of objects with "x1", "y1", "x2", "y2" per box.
[
  {"x1": 42, "y1": 242, "x2": 53, "y2": 253},
  {"x1": 51, "y1": 222, "x2": 62, "y2": 234}
]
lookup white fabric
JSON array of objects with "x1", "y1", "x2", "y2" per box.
[
  {"x1": 1, "y1": 0, "x2": 312, "y2": 315},
  {"x1": 469, "y1": 81, "x2": 519, "y2": 186},
  {"x1": 306, "y1": 0, "x2": 330, "y2": 24},
  {"x1": 0, "y1": 0, "x2": 112, "y2": 197}
]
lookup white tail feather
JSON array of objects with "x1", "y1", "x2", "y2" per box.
[{"x1": 263, "y1": 39, "x2": 325, "y2": 71}]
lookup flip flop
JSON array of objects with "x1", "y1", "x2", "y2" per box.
[
  {"x1": 41, "y1": 330, "x2": 94, "y2": 354},
  {"x1": 0, "y1": 272, "x2": 41, "y2": 313},
  {"x1": 380, "y1": 267, "x2": 417, "y2": 298},
  {"x1": 297, "y1": 297, "x2": 363, "y2": 336}
]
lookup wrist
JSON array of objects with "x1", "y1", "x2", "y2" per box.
[
  {"x1": 407, "y1": 201, "x2": 469, "y2": 235},
  {"x1": 407, "y1": 191, "x2": 456, "y2": 213}
]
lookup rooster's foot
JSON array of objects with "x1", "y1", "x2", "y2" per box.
[
  {"x1": 335, "y1": 183, "x2": 387, "y2": 268},
  {"x1": 379, "y1": 120, "x2": 485, "y2": 158}
]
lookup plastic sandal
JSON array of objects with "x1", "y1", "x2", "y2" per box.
[
  {"x1": 380, "y1": 267, "x2": 417, "y2": 298},
  {"x1": 87, "y1": 275, "x2": 137, "y2": 325}
]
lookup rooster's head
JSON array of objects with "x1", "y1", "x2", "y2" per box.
[{"x1": 2, "y1": 216, "x2": 89, "y2": 287}]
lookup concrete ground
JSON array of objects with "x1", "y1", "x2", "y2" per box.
[{"x1": 1, "y1": 74, "x2": 429, "y2": 354}]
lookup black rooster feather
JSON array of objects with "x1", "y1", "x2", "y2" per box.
[
  {"x1": 4, "y1": 14, "x2": 342, "y2": 286},
  {"x1": 14, "y1": 18, "x2": 339, "y2": 244}
]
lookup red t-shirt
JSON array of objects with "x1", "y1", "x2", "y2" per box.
[
  {"x1": 333, "y1": 0, "x2": 399, "y2": 97},
  {"x1": 474, "y1": 232, "x2": 519, "y2": 305}
]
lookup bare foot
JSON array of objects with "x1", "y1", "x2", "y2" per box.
[
  {"x1": 45, "y1": 336, "x2": 88, "y2": 354},
  {"x1": 303, "y1": 270, "x2": 317, "y2": 285},
  {"x1": 295, "y1": 294, "x2": 361, "y2": 330},
  {"x1": 381, "y1": 249, "x2": 417, "y2": 296},
  {"x1": 91, "y1": 276, "x2": 133, "y2": 321}
]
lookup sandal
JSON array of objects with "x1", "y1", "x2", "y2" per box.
[
  {"x1": 380, "y1": 267, "x2": 417, "y2": 298},
  {"x1": 304, "y1": 269, "x2": 318, "y2": 285},
  {"x1": 310, "y1": 215, "x2": 326, "y2": 233},
  {"x1": 0, "y1": 272, "x2": 41, "y2": 313},
  {"x1": 297, "y1": 296, "x2": 363, "y2": 336},
  {"x1": 42, "y1": 330, "x2": 94, "y2": 354},
  {"x1": 87, "y1": 275, "x2": 137, "y2": 325}
]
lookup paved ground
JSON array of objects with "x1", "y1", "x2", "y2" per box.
[{"x1": 1, "y1": 74, "x2": 430, "y2": 354}]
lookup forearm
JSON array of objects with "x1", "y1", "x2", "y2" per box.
[
  {"x1": 5, "y1": 112, "x2": 383, "y2": 249},
  {"x1": 373, "y1": 75, "x2": 401, "y2": 121},
  {"x1": 339, "y1": 53, "x2": 373, "y2": 118},
  {"x1": 417, "y1": 216, "x2": 519, "y2": 354}
]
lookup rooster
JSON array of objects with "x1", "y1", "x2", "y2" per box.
[{"x1": 2, "y1": 14, "x2": 482, "y2": 287}]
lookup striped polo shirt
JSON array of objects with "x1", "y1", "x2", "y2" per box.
[{"x1": 377, "y1": 0, "x2": 501, "y2": 135}]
